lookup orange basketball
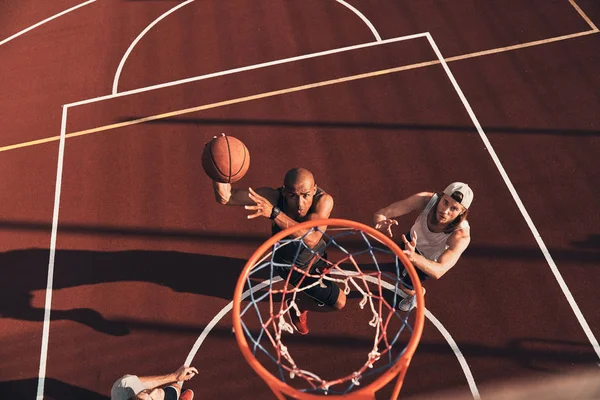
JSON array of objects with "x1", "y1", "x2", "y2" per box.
[{"x1": 202, "y1": 134, "x2": 250, "y2": 183}]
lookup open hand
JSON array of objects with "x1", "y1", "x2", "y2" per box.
[
  {"x1": 374, "y1": 218, "x2": 398, "y2": 237},
  {"x1": 174, "y1": 365, "x2": 199, "y2": 381},
  {"x1": 402, "y1": 231, "x2": 418, "y2": 261},
  {"x1": 245, "y1": 187, "x2": 274, "y2": 219}
]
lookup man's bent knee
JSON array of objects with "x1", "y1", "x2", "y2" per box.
[{"x1": 333, "y1": 290, "x2": 346, "y2": 310}]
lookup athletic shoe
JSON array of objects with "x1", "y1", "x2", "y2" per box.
[
  {"x1": 398, "y1": 288, "x2": 426, "y2": 312},
  {"x1": 398, "y1": 295, "x2": 416, "y2": 312},
  {"x1": 180, "y1": 389, "x2": 194, "y2": 400},
  {"x1": 286, "y1": 299, "x2": 309, "y2": 335}
]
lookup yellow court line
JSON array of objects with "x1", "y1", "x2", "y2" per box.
[
  {"x1": 1, "y1": 27, "x2": 598, "y2": 154},
  {"x1": 63, "y1": 60, "x2": 437, "y2": 139},
  {"x1": 445, "y1": 29, "x2": 597, "y2": 63},
  {"x1": 0, "y1": 135, "x2": 62, "y2": 152},
  {"x1": 570, "y1": 0, "x2": 599, "y2": 32}
]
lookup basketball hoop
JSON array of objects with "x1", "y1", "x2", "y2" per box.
[{"x1": 232, "y1": 219, "x2": 425, "y2": 399}]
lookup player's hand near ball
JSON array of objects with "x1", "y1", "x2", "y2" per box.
[
  {"x1": 245, "y1": 188, "x2": 274, "y2": 219},
  {"x1": 213, "y1": 181, "x2": 232, "y2": 204}
]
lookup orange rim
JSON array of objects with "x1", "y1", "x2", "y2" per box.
[{"x1": 232, "y1": 218, "x2": 425, "y2": 399}]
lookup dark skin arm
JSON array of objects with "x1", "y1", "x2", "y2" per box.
[
  {"x1": 213, "y1": 181, "x2": 334, "y2": 248},
  {"x1": 213, "y1": 181, "x2": 276, "y2": 206},
  {"x1": 247, "y1": 188, "x2": 334, "y2": 248}
]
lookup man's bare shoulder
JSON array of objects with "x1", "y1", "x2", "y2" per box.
[
  {"x1": 316, "y1": 190, "x2": 333, "y2": 202},
  {"x1": 453, "y1": 221, "x2": 471, "y2": 241},
  {"x1": 315, "y1": 190, "x2": 334, "y2": 207}
]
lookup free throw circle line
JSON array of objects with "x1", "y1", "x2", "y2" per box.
[{"x1": 186, "y1": 274, "x2": 479, "y2": 399}]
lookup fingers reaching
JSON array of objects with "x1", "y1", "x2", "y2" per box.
[
  {"x1": 175, "y1": 365, "x2": 199, "y2": 382},
  {"x1": 246, "y1": 188, "x2": 272, "y2": 219},
  {"x1": 374, "y1": 218, "x2": 397, "y2": 238},
  {"x1": 184, "y1": 367, "x2": 198, "y2": 380}
]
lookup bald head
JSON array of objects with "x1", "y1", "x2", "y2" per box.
[
  {"x1": 282, "y1": 168, "x2": 317, "y2": 218},
  {"x1": 284, "y1": 167, "x2": 315, "y2": 188}
]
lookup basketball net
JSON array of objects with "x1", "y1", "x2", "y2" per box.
[{"x1": 232, "y1": 219, "x2": 425, "y2": 399}]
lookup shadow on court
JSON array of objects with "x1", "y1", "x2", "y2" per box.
[
  {"x1": 0, "y1": 219, "x2": 596, "y2": 264},
  {"x1": 128, "y1": 116, "x2": 600, "y2": 137},
  {"x1": 0, "y1": 378, "x2": 108, "y2": 400},
  {"x1": 0, "y1": 247, "x2": 249, "y2": 336}
]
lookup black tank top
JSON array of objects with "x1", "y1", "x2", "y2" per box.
[{"x1": 271, "y1": 187, "x2": 327, "y2": 267}]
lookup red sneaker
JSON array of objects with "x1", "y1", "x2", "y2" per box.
[
  {"x1": 286, "y1": 299, "x2": 309, "y2": 335},
  {"x1": 180, "y1": 389, "x2": 194, "y2": 400}
]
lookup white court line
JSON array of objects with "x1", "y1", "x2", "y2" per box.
[
  {"x1": 0, "y1": 0, "x2": 96, "y2": 47},
  {"x1": 425, "y1": 311, "x2": 481, "y2": 400},
  {"x1": 334, "y1": 0, "x2": 381, "y2": 42},
  {"x1": 569, "y1": 0, "x2": 599, "y2": 32},
  {"x1": 112, "y1": 0, "x2": 195, "y2": 94},
  {"x1": 184, "y1": 278, "x2": 279, "y2": 367},
  {"x1": 425, "y1": 31, "x2": 600, "y2": 362},
  {"x1": 67, "y1": 33, "x2": 427, "y2": 108},
  {"x1": 186, "y1": 274, "x2": 480, "y2": 399},
  {"x1": 36, "y1": 106, "x2": 68, "y2": 400},
  {"x1": 36, "y1": 30, "x2": 429, "y2": 400},
  {"x1": 112, "y1": 0, "x2": 380, "y2": 94},
  {"x1": 66, "y1": 24, "x2": 600, "y2": 110}
]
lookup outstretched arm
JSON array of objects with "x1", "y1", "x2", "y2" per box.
[
  {"x1": 246, "y1": 188, "x2": 334, "y2": 248},
  {"x1": 213, "y1": 181, "x2": 277, "y2": 206},
  {"x1": 373, "y1": 192, "x2": 433, "y2": 237},
  {"x1": 136, "y1": 365, "x2": 198, "y2": 390},
  {"x1": 401, "y1": 228, "x2": 470, "y2": 279}
]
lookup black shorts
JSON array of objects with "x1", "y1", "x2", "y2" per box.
[
  {"x1": 399, "y1": 231, "x2": 429, "y2": 290},
  {"x1": 163, "y1": 386, "x2": 178, "y2": 400},
  {"x1": 275, "y1": 255, "x2": 340, "y2": 307}
]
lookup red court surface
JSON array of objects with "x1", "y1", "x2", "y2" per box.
[{"x1": 1, "y1": 1, "x2": 599, "y2": 399}]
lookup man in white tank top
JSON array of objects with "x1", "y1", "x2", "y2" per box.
[{"x1": 373, "y1": 182, "x2": 473, "y2": 311}]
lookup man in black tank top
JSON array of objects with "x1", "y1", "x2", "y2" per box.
[
  {"x1": 212, "y1": 167, "x2": 346, "y2": 334},
  {"x1": 270, "y1": 186, "x2": 328, "y2": 267}
]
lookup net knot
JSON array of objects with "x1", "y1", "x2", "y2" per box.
[
  {"x1": 368, "y1": 350, "x2": 381, "y2": 367},
  {"x1": 279, "y1": 343, "x2": 289, "y2": 358},
  {"x1": 359, "y1": 293, "x2": 368, "y2": 309},
  {"x1": 369, "y1": 314, "x2": 380, "y2": 327},
  {"x1": 278, "y1": 315, "x2": 294, "y2": 334},
  {"x1": 351, "y1": 372, "x2": 361, "y2": 386}
]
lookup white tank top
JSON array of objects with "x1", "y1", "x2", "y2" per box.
[{"x1": 410, "y1": 194, "x2": 468, "y2": 262}]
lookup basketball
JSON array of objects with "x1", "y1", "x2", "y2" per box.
[{"x1": 202, "y1": 134, "x2": 250, "y2": 183}]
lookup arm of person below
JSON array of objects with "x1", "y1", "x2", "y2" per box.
[
  {"x1": 408, "y1": 228, "x2": 471, "y2": 280},
  {"x1": 272, "y1": 193, "x2": 334, "y2": 248},
  {"x1": 373, "y1": 192, "x2": 433, "y2": 223},
  {"x1": 136, "y1": 366, "x2": 198, "y2": 391},
  {"x1": 213, "y1": 181, "x2": 278, "y2": 206}
]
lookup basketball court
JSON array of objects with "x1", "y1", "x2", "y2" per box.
[{"x1": 0, "y1": 1, "x2": 599, "y2": 399}]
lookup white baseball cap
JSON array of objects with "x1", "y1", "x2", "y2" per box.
[{"x1": 443, "y1": 182, "x2": 473, "y2": 209}]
